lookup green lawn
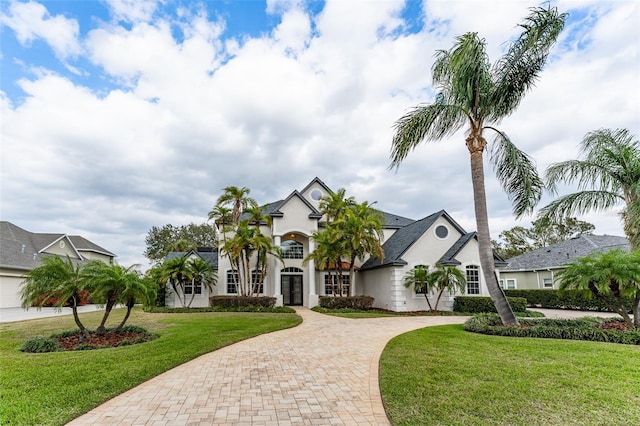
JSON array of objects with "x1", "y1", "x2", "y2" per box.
[
  {"x1": 380, "y1": 324, "x2": 640, "y2": 426},
  {"x1": 0, "y1": 308, "x2": 301, "y2": 426}
]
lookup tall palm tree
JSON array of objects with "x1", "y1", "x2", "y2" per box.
[
  {"x1": 319, "y1": 188, "x2": 355, "y2": 224},
  {"x1": 333, "y1": 201, "x2": 385, "y2": 295},
  {"x1": 390, "y1": 5, "x2": 566, "y2": 325},
  {"x1": 304, "y1": 230, "x2": 345, "y2": 296},
  {"x1": 216, "y1": 186, "x2": 258, "y2": 226},
  {"x1": 20, "y1": 256, "x2": 90, "y2": 335},
  {"x1": 556, "y1": 249, "x2": 640, "y2": 329},
  {"x1": 540, "y1": 128, "x2": 640, "y2": 250}
]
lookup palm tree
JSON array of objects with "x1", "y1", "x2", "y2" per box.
[
  {"x1": 160, "y1": 256, "x2": 193, "y2": 307},
  {"x1": 84, "y1": 261, "x2": 138, "y2": 335},
  {"x1": 304, "y1": 230, "x2": 346, "y2": 296},
  {"x1": 390, "y1": 5, "x2": 566, "y2": 325},
  {"x1": 403, "y1": 266, "x2": 435, "y2": 311},
  {"x1": 429, "y1": 264, "x2": 467, "y2": 311},
  {"x1": 187, "y1": 258, "x2": 217, "y2": 307},
  {"x1": 333, "y1": 201, "x2": 385, "y2": 295},
  {"x1": 215, "y1": 186, "x2": 258, "y2": 226},
  {"x1": 115, "y1": 271, "x2": 156, "y2": 330},
  {"x1": 540, "y1": 128, "x2": 640, "y2": 250},
  {"x1": 20, "y1": 256, "x2": 90, "y2": 335},
  {"x1": 319, "y1": 188, "x2": 355, "y2": 224},
  {"x1": 556, "y1": 249, "x2": 640, "y2": 329}
]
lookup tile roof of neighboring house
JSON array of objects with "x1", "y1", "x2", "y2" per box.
[
  {"x1": 0, "y1": 221, "x2": 116, "y2": 271},
  {"x1": 166, "y1": 248, "x2": 219, "y2": 269},
  {"x1": 501, "y1": 234, "x2": 630, "y2": 271}
]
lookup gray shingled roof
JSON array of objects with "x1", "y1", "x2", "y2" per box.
[
  {"x1": 438, "y1": 232, "x2": 476, "y2": 266},
  {"x1": 166, "y1": 248, "x2": 219, "y2": 269},
  {"x1": 0, "y1": 221, "x2": 116, "y2": 270},
  {"x1": 502, "y1": 234, "x2": 630, "y2": 271},
  {"x1": 360, "y1": 211, "x2": 445, "y2": 270}
]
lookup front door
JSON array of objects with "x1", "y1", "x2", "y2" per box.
[{"x1": 282, "y1": 275, "x2": 303, "y2": 306}]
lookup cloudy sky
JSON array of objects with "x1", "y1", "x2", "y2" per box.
[{"x1": 1, "y1": 0, "x2": 638, "y2": 268}]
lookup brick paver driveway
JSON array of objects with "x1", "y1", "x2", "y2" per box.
[{"x1": 68, "y1": 308, "x2": 467, "y2": 425}]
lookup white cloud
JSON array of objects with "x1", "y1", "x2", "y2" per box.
[
  {"x1": 105, "y1": 0, "x2": 158, "y2": 24},
  {"x1": 0, "y1": 0, "x2": 81, "y2": 59},
  {"x1": 1, "y1": 0, "x2": 637, "y2": 266}
]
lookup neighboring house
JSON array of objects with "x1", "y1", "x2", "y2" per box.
[
  {"x1": 167, "y1": 178, "x2": 505, "y2": 311},
  {"x1": 0, "y1": 221, "x2": 116, "y2": 308},
  {"x1": 499, "y1": 235, "x2": 630, "y2": 290}
]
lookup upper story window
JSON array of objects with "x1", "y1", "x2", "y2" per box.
[
  {"x1": 466, "y1": 265, "x2": 480, "y2": 295},
  {"x1": 281, "y1": 240, "x2": 303, "y2": 259}
]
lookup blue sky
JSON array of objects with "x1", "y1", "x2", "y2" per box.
[{"x1": 1, "y1": 0, "x2": 639, "y2": 267}]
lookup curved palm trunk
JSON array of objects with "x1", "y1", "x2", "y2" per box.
[
  {"x1": 116, "y1": 299, "x2": 135, "y2": 330},
  {"x1": 423, "y1": 292, "x2": 434, "y2": 311},
  {"x1": 434, "y1": 288, "x2": 446, "y2": 311},
  {"x1": 96, "y1": 295, "x2": 117, "y2": 335},
  {"x1": 469, "y1": 148, "x2": 519, "y2": 326},
  {"x1": 70, "y1": 295, "x2": 88, "y2": 336}
]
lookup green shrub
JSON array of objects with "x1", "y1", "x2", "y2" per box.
[
  {"x1": 74, "y1": 344, "x2": 97, "y2": 351},
  {"x1": 503, "y1": 289, "x2": 634, "y2": 312},
  {"x1": 453, "y1": 296, "x2": 527, "y2": 313},
  {"x1": 209, "y1": 296, "x2": 276, "y2": 308},
  {"x1": 319, "y1": 296, "x2": 374, "y2": 309},
  {"x1": 146, "y1": 305, "x2": 295, "y2": 314},
  {"x1": 20, "y1": 336, "x2": 62, "y2": 353},
  {"x1": 464, "y1": 314, "x2": 640, "y2": 345}
]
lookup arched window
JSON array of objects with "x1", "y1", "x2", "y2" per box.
[
  {"x1": 280, "y1": 240, "x2": 303, "y2": 259},
  {"x1": 465, "y1": 265, "x2": 480, "y2": 295},
  {"x1": 282, "y1": 267, "x2": 303, "y2": 273}
]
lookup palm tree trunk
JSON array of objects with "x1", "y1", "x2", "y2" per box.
[
  {"x1": 469, "y1": 149, "x2": 519, "y2": 326},
  {"x1": 434, "y1": 288, "x2": 445, "y2": 311},
  {"x1": 96, "y1": 297, "x2": 116, "y2": 335},
  {"x1": 116, "y1": 299, "x2": 134, "y2": 330},
  {"x1": 70, "y1": 295, "x2": 88, "y2": 336},
  {"x1": 423, "y1": 293, "x2": 434, "y2": 311}
]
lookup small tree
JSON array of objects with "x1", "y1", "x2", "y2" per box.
[
  {"x1": 160, "y1": 256, "x2": 193, "y2": 307},
  {"x1": 403, "y1": 266, "x2": 435, "y2": 311},
  {"x1": 556, "y1": 249, "x2": 640, "y2": 328},
  {"x1": 187, "y1": 258, "x2": 217, "y2": 307},
  {"x1": 403, "y1": 264, "x2": 467, "y2": 311},
  {"x1": 20, "y1": 256, "x2": 90, "y2": 336}
]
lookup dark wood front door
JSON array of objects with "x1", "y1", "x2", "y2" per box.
[{"x1": 282, "y1": 275, "x2": 303, "y2": 306}]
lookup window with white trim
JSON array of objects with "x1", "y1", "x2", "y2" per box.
[
  {"x1": 184, "y1": 279, "x2": 202, "y2": 295},
  {"x1": 226, "y1": 270, "x2": 238, "y2": 294},
  {"x1": 499, "y1": 279, "x2": 516, "y2": 290},
  {"x1": 543, "y1": 278, "x2": 553, "y2": 289},
  {"x1": 413, "y1": 265, "x2": 429, "y2": 295},
  {"x1": 280, "y1": 240, "x2": 303, "y2": 259},
  {"x1": 466, "y1": 265, "x2": 480, "y2": 295},
  {"x1": 324, "y1": 274, "x2": 350, "y2": 296}
]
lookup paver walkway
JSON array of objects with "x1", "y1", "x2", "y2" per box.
[{"x1": 68, "y1": 309, "x2": 467, "y2": 425}]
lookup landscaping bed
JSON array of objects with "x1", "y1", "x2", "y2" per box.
[{"x1": 464, "y1": 314, "x2": 640, "y2": 344}]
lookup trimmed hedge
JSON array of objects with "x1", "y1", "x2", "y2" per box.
[
  {"x1": 147, "y1": 305, "x2": 295, "y2": 313},
  {"x1": 464, "y1": 314, "x2": 640, "y2": 345},
  {"x1": 503, "y1": 289, "x2": 634, "y2": 312},
  {"x1": 319, "y1": 296, "x2": 374, "y2": 310},
  {"x1": 209, "y1": 296, "x2": 276, "y2": 308},
  {"x1": 453, "y1": 296, "x2": 527, "y2": 313}
]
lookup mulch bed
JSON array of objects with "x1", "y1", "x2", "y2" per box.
[
  {"x1": 56, "y1": 330, "x2": 152, "y2": 350},
  {"x1": 600, "y1": 321, "x2": 632, "y2": 331}
]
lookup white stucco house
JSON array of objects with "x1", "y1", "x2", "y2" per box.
[
  {"x1": 0, "y1": 221, "x2": 117, "y2": 308},
  {"x1": 166, "y1": 178, "x2": 506, "y2": 311}
]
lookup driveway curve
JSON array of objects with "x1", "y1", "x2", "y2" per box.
[{"x1": 68, "y1": 309, "x2": 467, "y2": 425}]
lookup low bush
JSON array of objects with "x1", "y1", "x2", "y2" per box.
[
  {"x1": 21, "y1": 336, "x2": 62, "y2": 353},
  {"x1": 209, "y1": 295, "x2": 276, "y2": 308},
  {"x1": 453, "y1": 296, "x2": 527, "y2": 313},
  {"x1": 319, "y1": 296, "x2": 374, "y2": 309},
  {"x1": 464, "y1": 314, "x2": 640, "y2": 345},
  {"x1": 503, "y1": 289, "x2": 634, "y2": 312}
]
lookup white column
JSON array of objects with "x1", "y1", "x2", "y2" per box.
[
  {"x1": 307, "y1": 237, "x2": 318, "y2": 307},
  {"x1": 273, "y1": 235, "x2": 282, "y2": 306}
]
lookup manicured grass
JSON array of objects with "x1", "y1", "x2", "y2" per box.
[
  {"x1": 0, "y1": 307, "x2": 301, "y2": 425},
  {"x1": 380, "y1": 325, "x2": 640, "y2": 426}
]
